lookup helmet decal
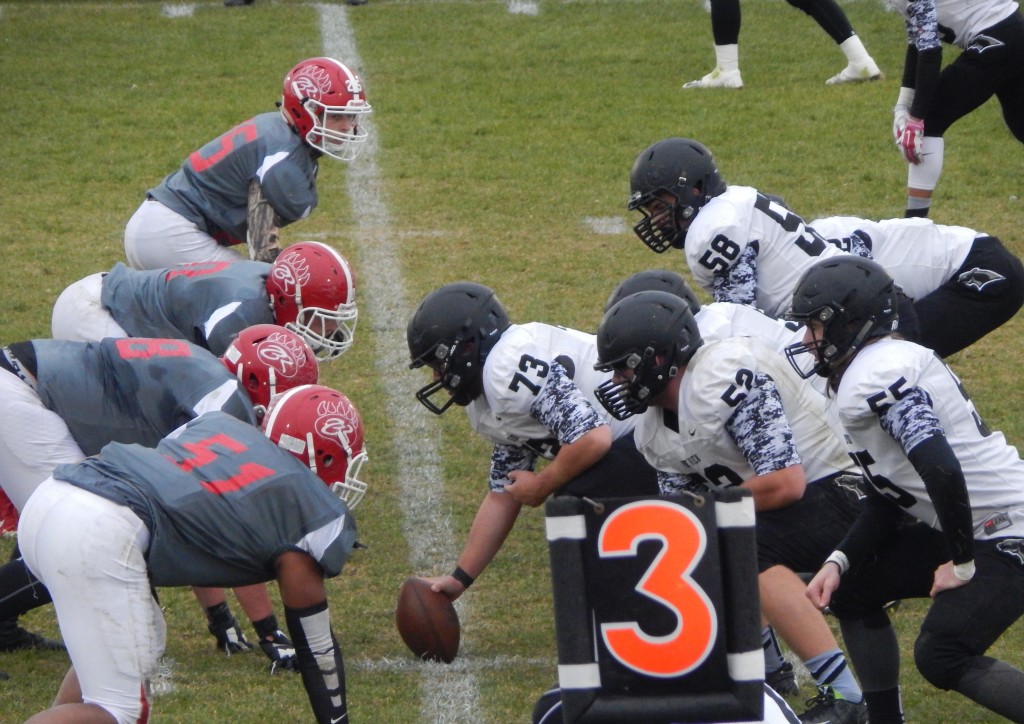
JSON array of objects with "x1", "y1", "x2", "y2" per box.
[{"x1": 257, "y1": 329, "x2": 311, "y2": 381}]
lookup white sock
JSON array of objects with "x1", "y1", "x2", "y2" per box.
[
  {"x1": 713, "y1": 44, "x2": 740, "y2": 73},
  {"x1": 839, "y1": 35, "x2": 871, "y2": 66}
]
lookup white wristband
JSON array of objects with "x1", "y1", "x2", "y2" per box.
[
  {"x1": 953, "y1": 561, "x2": 976, "y2": 581},
  {"x1": 825, "y1": 551, "x2": 850, "y2": 576}
]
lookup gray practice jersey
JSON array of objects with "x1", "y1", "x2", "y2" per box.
[
  {"x1": 55, "y1": 413, "x2": 356, "y2": 588},
  {"x1": 32, "y1": 337, "x2": 255, "y2": 456},
  {"x1": 149, "y1": 112, "x2": 319, "y2": 247},
  {"x1": 101, "y1": 260, "x2": 274, "y2": 355}
]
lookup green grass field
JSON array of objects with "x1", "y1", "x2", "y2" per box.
[{"x1": 1, "y1": 1, "x2": 1022, "y2": 722}]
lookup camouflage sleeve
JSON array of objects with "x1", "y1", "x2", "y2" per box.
[
  {"x1": 488, "y1": 442, "x2": 538, "y2": 492},
  {"x1": 711, "y1": 243, "x2": 758, "y2": 307},
  {"x1": 877, "y1": 386, "x2": 943, "y2": 455},
  {"x1": 529, "y1": 362, "x2": 606, "y2": 445},
  {"x1": 658, "y1": 470, "x2": 712, "y2": 497},
  {"x1": 725, "y1": 373, "x2": 801, "y2": 475},
  {"x1": 247, "y1": 179, "x2": 283, "y2": 263}
]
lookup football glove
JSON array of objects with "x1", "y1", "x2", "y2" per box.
[
  {"x1": 207, "y1": 609, "x2": 253, "y2": 655},
  {"x1": 260, "y1": 630, "x2": 298, "y2": 674},
  {"x1": 896, "y1": 117, "x2": 925, "y2": 164}
]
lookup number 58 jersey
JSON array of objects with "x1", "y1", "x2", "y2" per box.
[
  {"x1": 52, "y1": 412, "x2": 355, "y2": 589},
  {"x1": 835, "y1": 338, "x2": 1024, "y2": 539}
]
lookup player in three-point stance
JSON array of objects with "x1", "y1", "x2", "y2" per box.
[
  {"x1": 17, "y1": 385, "x2": 365, "y2": 723},
  {"x1": 787, "y1": 256, "x2": 1024, "y2": 723}
]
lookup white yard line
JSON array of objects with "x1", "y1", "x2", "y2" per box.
[{"x1": 318, "y1": 5, "x2": 483, "y2": 722}]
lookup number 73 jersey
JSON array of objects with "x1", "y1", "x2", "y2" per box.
[
  {"x1": 835, "y1": 338, "x2": 1024, "y2": 539},
  {"x1": 466, "y1": 323, "x2": 635, "y2": 452}
]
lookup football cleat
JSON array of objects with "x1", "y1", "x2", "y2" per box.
[
  {"x1": 0, "y1": 619, "x2": 65, "y2": 652},
  {"x1": 683, "y1": 67, "x2": 743, "y2": 89},
  {"x1": 766, "y1": 661, "x2": 800, "y2": 697},
  {"x1": 798, "y1": 685, "x2": 868, "y2": 723},
  {"x1": 826, "y1": 60, "x2": 883, "y2": 86}
]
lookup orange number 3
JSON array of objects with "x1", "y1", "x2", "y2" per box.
[{"x1": 597, "y1": 500, "x2": 717, "y2": 677}]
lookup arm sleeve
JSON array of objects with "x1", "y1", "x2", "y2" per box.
[
  {"x1": 529, "y1": 363, "x2": 605, "y2": 445},
  {"x1": 836, "y1": 488, "x2": 908, "y2": 569},
  {"x1": 285, "y1": 600, "x2": 348, "y2": 724},
  {"x1": 711, "y1": 242, "x2": 759, "y2": 307},
  {"x1": 725, "y1": 374, "x2": 801, "y2": 475},
  {"x1": 880, "y1": 388, "x2": 974, "y2": 564},
  {"x1": 488, "y1": 443, "x2": 538, "y2": 492}
]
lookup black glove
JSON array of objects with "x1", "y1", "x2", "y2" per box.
[
  {"x1": 206, "y1": 603, "x2": 252, "y2": 655},
  {"x1": 260, "y1": 630, "x2": 298, "y2": 674}
]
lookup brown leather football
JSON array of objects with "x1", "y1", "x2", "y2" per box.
[{"x1": 395, "y1": 576, "x2": 460, "y2": 663}]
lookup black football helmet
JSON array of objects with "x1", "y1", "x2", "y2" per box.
[
  {"x1": 407, "y1": 282, "x2": 511, "y2": 414},
  {"x1": 593, "y1": 290, "x2": 703, "y2": 420},
  {"x1": 604, "y1": 268, "x2": 702, "y2": 314},
  {"x1": 784, "y1": 257, "x2": 899, "y2": 379},
  {"x1": 628, "y1": 138, "x2": 727, "y2": 253}
]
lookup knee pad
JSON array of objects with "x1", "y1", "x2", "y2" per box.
[{"x1": 914, "y1": 629, "x2": 971, "y2": 690}]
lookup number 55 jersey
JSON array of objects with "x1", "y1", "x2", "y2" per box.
[{"x1": 833, "y1": 337, "x2": 1024, "y2": 539}]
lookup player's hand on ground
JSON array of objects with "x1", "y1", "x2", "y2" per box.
[
  {"x1": 209, "y1": 618, "x2": 253, "y2": 655},
  {"x1": 504, "y1": 470, "x2": 549, "y2": 507},
  {"x1": 259, "y1": 630, "x2": 298, "y2": 674},
  {"x1": 806, "y1": 564, "x2": 841, "y2": 610},
  {"x1": 423, "y1": 574, "x2": 464, "y2": 601},
  {"x1": 896, "y1": 116, "x2": 925, "y2": 164},
  {"x1": 930, "y1": 560, "x2": 971, "y2": 598}
]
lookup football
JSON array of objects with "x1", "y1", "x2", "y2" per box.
[{"x1": 395, "y1": 576, "x2": 461, "y2": 663}]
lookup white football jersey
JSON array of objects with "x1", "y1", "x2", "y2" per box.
[
  {"x1": 684, "y1": 186, "x2": 849, "y2": 317},
  {"x1": 884, "y1": 0, "x2": 1018, "y2": 49},
  {"x1": 697, "y1": 302, "x2": 804, "y2": 351},
  {"x1": 835, "y1": 338, "x2": 1024, "y2": 539},
  {"x1": 808, "y1": 216, "x2": 975, "y2": 300},
  {"x1": 634, "y1": 337, "x2": 853, "y2": 490},
  {"x1": 465, "y1": 323, "x2": 634, "y2": 451}
]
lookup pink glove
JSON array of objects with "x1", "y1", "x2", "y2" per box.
[{"x1": 896, "y1": 116, "x2": 925, "y2": 164}]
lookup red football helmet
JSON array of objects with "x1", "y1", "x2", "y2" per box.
[
  {"x1": 262, "y1": 384, "x2": 368, "y2": 509},
  {"x1": 280, "y1": 57, "x2": 371, "y2": 162},
  {"x1": 266, "y1": 242, "x2": 358, "y2": 362},
  {"x1": 221, "y1": 324, "x2": 319, "y2": 410}
]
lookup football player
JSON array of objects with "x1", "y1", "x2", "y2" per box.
[
  {"x1": 17, "y1": 385, "x2": 363, "y2": 723},
  {"x1": 626, "y1": 137, "x2": 1024, "y2": 358},
  {"x1": 788, "y1": 257, "x2": 1024, "y2": 723},
  {"x1": 405, "y1": 282, "x2": 659, "y2": 602},
  {"x1": 888, "y1": 0, "x2": 1024, "y2": 218},
  {"x1": 51, "y1": 241, "x2": 358, "y2": 361},
  {"x1": 683, "y1": 0, "x2": 880, "y2": 89},
  {"x1": 124, "y1": 57, "x2": 371, "y2": 268},
  {"x1": 0, "y1": 328, "x2": 328, "y2": 672},
  {"x1": 593, "y1": 290, "x2": 868, "y2": 723}
]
